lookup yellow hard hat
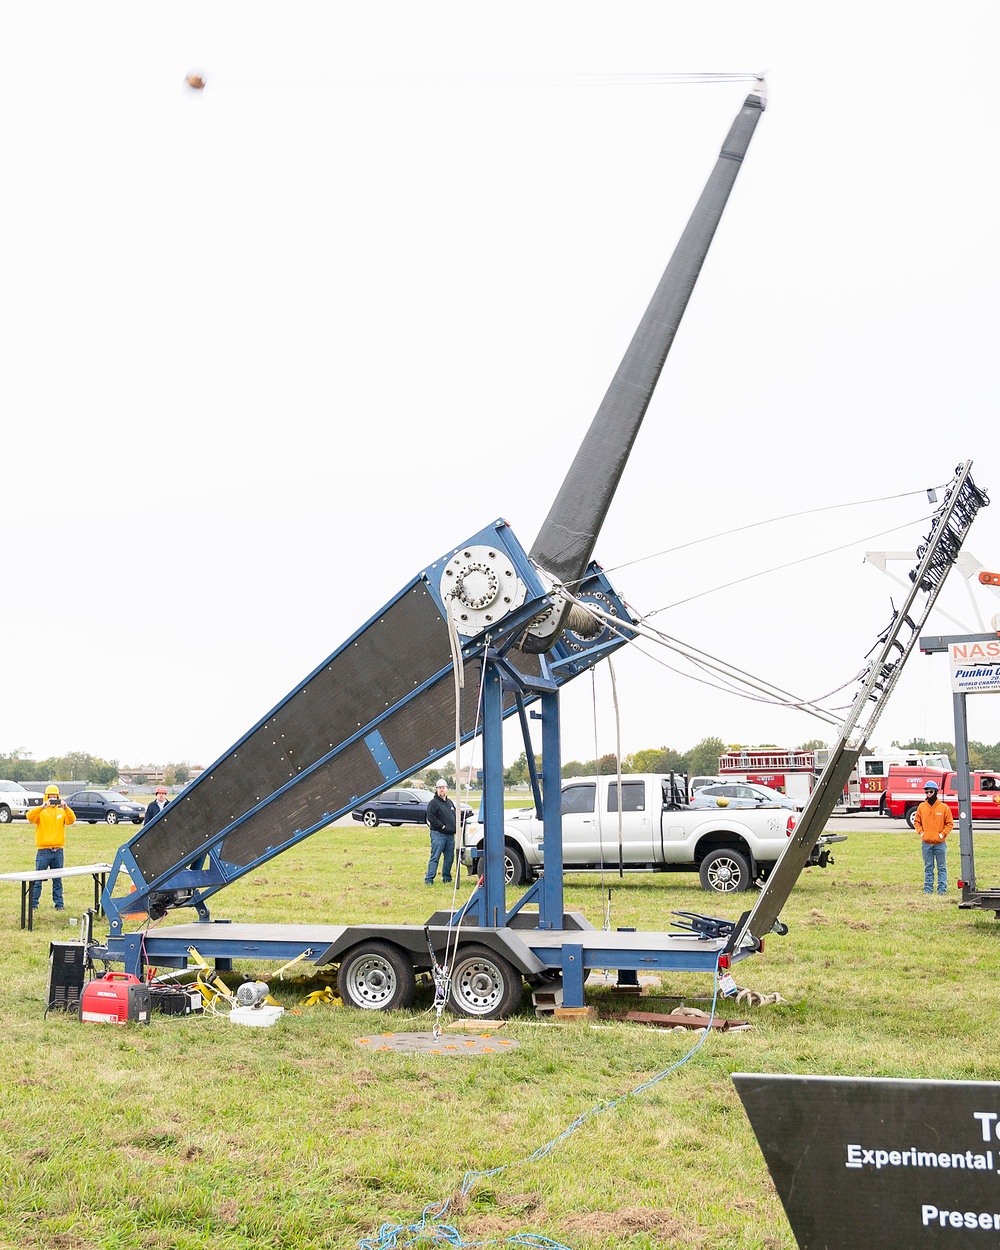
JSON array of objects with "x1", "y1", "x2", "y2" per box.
[{"x1": 44, "y1": 785, "x2": 60, "y2": 797}]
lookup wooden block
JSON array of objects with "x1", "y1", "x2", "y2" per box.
[
  {"x1": 620, "y1": 1010, "x2": 747, "y2": 1031},
  {"x1": 446, "y1": 1019, "x2": 507, "y2": 1031},
  {"x1": 553, "y1": 1006, "x2": 596, "y2": 1021}
]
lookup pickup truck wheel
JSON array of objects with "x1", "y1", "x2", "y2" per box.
[
  {"x1": 337, "y1": 941, "x2": 415, "y2": 1011},
  {"x1": 904, "y1": 806, "x2": 918, "y2": 830},
  {"x1": 699, "y1": 848, "x2": 751, "y2": 893},
  {"x1": 362, "y1": 809, "x2": 380, "y2": 828},
  {"x1": 504, "y1": 843, "x2": 528, "y2": 886},
  {"x1": 0, "y1": 805, "x2": 10, "y2": 824},
  {"x1": 448, "y1": 944, "x2": 523, "y2": 1018}
]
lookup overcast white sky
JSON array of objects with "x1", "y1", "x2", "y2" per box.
[{"x1": 3, "y1": 2, "x2": 999, "y2": 775}]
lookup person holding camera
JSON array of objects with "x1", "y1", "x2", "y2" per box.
[{"x1": 26, "y1": 785, "x2": 76, "y2": 911}]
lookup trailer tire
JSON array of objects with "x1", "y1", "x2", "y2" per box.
[
  {"x1": 504, "y1": 843, "x2": 528, "y2": 886},
  {"x1": 448, "y1": 944, "x2": 523, "y2": 1019},
  {"x1": 904, "y1": 806, "x2": 918, "y2": 830},
  {"x1": 699, "y1": 848, "x2": 751, "y2": 893},
  {"x1": 337, "y1": 941, "x2": 415, "y2": 1011}
]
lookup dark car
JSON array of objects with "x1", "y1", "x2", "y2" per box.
[
  {"x1": 67, "y1": 789, "x2": 147, "y2": 825},
  {"x1": 351, "y1": 788, "x2": 473, "y2": 829}
]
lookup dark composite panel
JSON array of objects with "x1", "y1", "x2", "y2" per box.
[{"x1": 130, "y1": 586, "x2": 451, "y2": 881}]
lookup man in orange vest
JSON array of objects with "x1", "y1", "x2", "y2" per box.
[
  {"x1": 26, "y1": 785, "x2": 76, "y2": 911},
  {"x1": 914, "y1": 779, "x2": 953, "y2": 894}
]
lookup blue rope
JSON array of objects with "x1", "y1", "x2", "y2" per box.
[{"x1": 358, "y1": 968, "x2": 721, "y2": 1249}]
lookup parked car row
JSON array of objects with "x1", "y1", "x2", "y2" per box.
[{"x1": 0, "y1": 783, "x2": 158, "y2": 825}]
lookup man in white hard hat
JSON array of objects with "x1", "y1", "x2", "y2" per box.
[{"x1": 424, "y1": 779, "x2": 457, "y2": 885}]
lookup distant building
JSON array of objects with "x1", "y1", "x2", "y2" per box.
[{"x1": 117, "y1": 764, "x2": 205, "y2": 786}]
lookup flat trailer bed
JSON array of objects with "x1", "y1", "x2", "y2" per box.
[{"x1": 96, "y1": 914, "x2": 751, "y2": 1009}]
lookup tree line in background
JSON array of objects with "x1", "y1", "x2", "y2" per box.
[
  {"x1": 506, "y1": 738, "x2": 728, "y2": 786},
  {"x1": 0, "y1": 750, "x2": 192, "y2": 787},
  {"x1": 501, "y1": 736, "x2": 1000, "y2": 786},
  {"x1": 6, "y1": 735, "x2": 998, "y2": 796},
  {"x1": 890, "y1": 738, "x2": 1000, "y2": 771}
]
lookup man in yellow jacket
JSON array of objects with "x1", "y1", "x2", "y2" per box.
[
  {"x1": 26, "y1": 785, "x2": 76, "y2": 911},
  {"x1": 913, "y1": 779, "x2": 953, "y2": 895}
]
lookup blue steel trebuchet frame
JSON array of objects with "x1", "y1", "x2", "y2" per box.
[
  {"x1": 90, "y1": 83, "x2": 990, "y2": 1005},
  {"x1": 93, "y1": 84, "x2": 774, "y2": 998},
  {"x1": 88, "y1": 85, "x2": 988, "y2": 1008},
  {"x1": 99, "y1": 522, "x2": 632, "y2": 943}
]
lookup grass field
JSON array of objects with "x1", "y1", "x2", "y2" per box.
[{"x1": 2, "y1": 818, "x2": 999, "y2": 1249}]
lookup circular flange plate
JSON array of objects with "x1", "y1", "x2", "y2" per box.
[
  {"x1": 439, "y1": 545, "x2": 526, "y2": 637},
  {"x1": 356, "y1": 1031, "x2": 519, "y2": 1055},
  {"x1": 562, "y1": 591, "x2": 620, "y2": 652}
]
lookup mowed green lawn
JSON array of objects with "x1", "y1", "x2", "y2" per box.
[{"x1": 2, "y1": 819, "x2": 999, "y2": 1250}]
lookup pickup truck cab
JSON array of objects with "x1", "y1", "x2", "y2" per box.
[
  {"x1": 461, "y1": 773, "x2": 844, "y2": 893},
  {"x1": 0, "y1": 781, "x2": 44, "y2": 823},
  {"x1": 883, "y1": 767, "x2": 1000, "y2": 828}
]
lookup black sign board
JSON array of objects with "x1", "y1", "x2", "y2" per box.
[{"x1": 733, "y1": 1073, "x2": 1000, "y2": 1249}]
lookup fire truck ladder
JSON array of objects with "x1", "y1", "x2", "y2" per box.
[{"x1": 725, "y1": 460, "x2": 989, "y2": 954}]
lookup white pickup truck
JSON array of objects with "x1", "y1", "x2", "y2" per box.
[
  {"x1": 0, "y1": 780, "x2": 44, "y2": 823},
  {"x1": 461, "y1": 773, "x2": 844, "y2": 893}
]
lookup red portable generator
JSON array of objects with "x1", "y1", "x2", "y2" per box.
[{"x1": 80, "y1": 972, "x2": 151, "y2": 1025}]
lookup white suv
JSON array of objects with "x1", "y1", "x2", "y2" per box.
[{"x1": 0, "y1": 781, "x2": 43, "y2": 823}]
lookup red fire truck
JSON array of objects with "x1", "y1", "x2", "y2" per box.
[
  {"x1": 882, "y1": 767, "x2": 1000, "y2": 827},
  {"x1": 718, "y1": 747, "x2": 952, "y2": 812}
]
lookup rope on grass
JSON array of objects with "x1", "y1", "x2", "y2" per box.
[
  {"x1": 358, "y1": 970, "x2": 721, "y2": 1249},
  {"x1": 733, "y1": 987, "x2": 785, "y2": 1007}
]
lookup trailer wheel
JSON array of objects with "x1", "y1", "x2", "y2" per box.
[
  {"x1": 504, "y1": 843, "x2": 528, "y2": 886},
  {"x1": 337, "y1": 941, "x2": 415, "y2": 1011},
  {"x1": 699, "y1": 848, "x2": 751, "y2": 893},
  {"x1": 448, "y1": 944, "x2": 523, "y2": 1019},
  {"x1": 904, "y1": 806, "x2": 918, "y2": 830}
]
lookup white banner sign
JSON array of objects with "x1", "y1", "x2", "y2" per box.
[{"x1": 950, "y1": 640, "x2": 1000, "y2": 694}]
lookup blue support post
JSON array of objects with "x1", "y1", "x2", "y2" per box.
[
  {"x1": 561, "y1": 943, "x2": 585, "y2": 1007},
  {"x1": 953, "y1": 689, "x2": 976, "y2": 889},
  {"x1": 123, "y1": 933, "x2": 144, "y2": 978},
  {"x1": 515, "y1": 693, "x2": 544, "y2": 819},
  {"x1": 538, "y1": 688, "x2": 564, "y2": 930},
  {"x1": 481, "y1": 658, "x2": 506, "y2": 928}
]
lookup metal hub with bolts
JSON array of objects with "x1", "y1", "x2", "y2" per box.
[{"x1": 440, "y1": 545, "x2": 526, "y2": 635}]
